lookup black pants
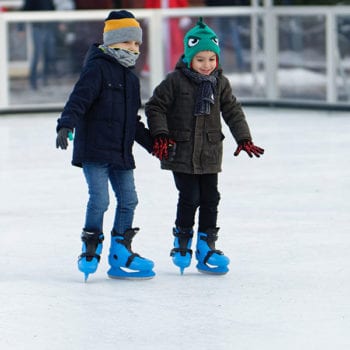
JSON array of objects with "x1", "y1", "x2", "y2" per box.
[{"x1": 173, "y1": 172, "x2": 220, "y2": 232}]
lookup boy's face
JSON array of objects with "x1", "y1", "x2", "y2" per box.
[
  {"x1": 109, "y1": 40, "x2": 140, "y2": 53},
  {"x1": 191, "y1": 51, "x2": 217, "y2": 75}
]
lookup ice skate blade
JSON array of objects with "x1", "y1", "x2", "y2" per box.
[
  {"x1": 174, "y1": 264, "x2": 189, "y2": 275},
  {"x1": 107, "y1": 267, "x2": 155, "y2": 280}
]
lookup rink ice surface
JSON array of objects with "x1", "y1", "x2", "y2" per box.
[{"x1": 0, "y1": 107, "x2": 349, "y2": 349}]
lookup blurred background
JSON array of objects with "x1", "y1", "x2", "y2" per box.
[{"x1": 1, "y1": 0, "x2": 350, "y2": 111}]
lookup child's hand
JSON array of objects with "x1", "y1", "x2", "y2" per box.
[
  {"x1": 234, "y1": 140, "x2": 264, "y2": 158},
  {"x1": 56, "y1": 127, "x2": 73, "y2": 150},
  {"x1": 152, "y1": 134, "x2": 176, "y2": 161}
]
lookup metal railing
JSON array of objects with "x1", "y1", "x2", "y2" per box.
[{"x1": 1, "y1": 6, "x2": 350, "y2": 112}]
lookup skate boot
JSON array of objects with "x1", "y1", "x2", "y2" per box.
[
  {"x1": 107, "y1": 228, "x2": 155, "y2": 279},
  {"x1": 77, "y1": 230, "x2": 104, "y2": 281},
  {"x1": 195, "y1": 228, "x2": 230, "y2": 275},
  {"x1": 170, "y1": 227, "x2": 193, "y2": 274}
]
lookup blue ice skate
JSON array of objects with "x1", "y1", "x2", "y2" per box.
[
  {"x1": 107, "y1": 228, "x2": 155, "y2": 280},
  {"x1": 170, "y1": 227, "x2": 193, "y2": 274},
  {"x1": 77, "y1": 230, "x2": 104, "y2": 281},
  {"x1": 195, "y1": 228, "x2": 230, "y2": 275}
]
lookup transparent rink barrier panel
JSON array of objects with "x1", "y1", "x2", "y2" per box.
[
  {"x1": 9, "y1": 20, "x2": 103, "y2": 106},
  {"x1": 7, "y1": 15, "x2": 266, "y2": 107},
  {"x1": 204, "y1": 15, "x2": 266, "y2": 99},
  {"x1": 6, "y1": 13, "x2": 350, "y2": 107},
  {"x1": 277, "y1": 14, "x2": 350, "y2": 102},
  {"x1": 337, "y1": 14, "x2": 350, "y2": 102},
  {"x1": 277, "y1": 15, "x2": 327, "y2": 101},
  {"x1": 8, "y1": 19, "x2": 151, "y2": 106}
]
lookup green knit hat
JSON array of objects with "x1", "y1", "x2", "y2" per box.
[{"x1": 183, "y1": 17, "x2": 220, "y2": 68}]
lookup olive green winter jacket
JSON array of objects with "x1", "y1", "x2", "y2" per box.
[{"x1": 145, "y1": 59, "x2": 252, "y2": 174}]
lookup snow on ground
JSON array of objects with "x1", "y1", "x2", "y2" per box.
[{"x1": 0, "y1": 107, "x2": 349, "y2": 350}]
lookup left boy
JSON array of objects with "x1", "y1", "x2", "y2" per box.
[{"x1": 56, "y1": 10, "x2": 155, "y2": 281}]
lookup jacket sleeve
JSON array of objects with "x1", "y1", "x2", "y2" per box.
[
  {"x1": 135, "y1": 115, "x2": 153, "y2": 153},
  {"x1": 144, "y1": 74, "x2": 175, "y2": 137},
  {"x1": 56, "y1": 63, "x2": 102, "y2": 131},
  {"x1": 220, "y1": 76, "x2": 252, "y2": 143}
]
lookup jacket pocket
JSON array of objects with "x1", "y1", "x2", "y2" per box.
[
  {"x1": 207, "y1": 131, "x2": 225, "y2": 143},
  {"x1": 202, "y1": 131, "x2": 224, "y2": 165},
  {"x1": 106, "y1": 81, "x2": 124, "y2": 90},
  {"x1": 102, "y1": 82, "x2": 124, "y2": 104},
  {"x1": 166, "y1": 130, "x2": 192, "y2": 165}
]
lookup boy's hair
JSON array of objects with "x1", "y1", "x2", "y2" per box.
[
  {"x1": 183, "y1": 17, "x2": 220, "y2": 68},
  {"x1": 103, "y1": 10, "x2": 142, "y2": 46}
]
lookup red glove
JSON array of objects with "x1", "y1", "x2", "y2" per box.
[
  {"x1": 234, "y1": 140, "x2": 264, "y2": 158},
  {"x1": 153, "y1": 134, "x2": 176, "y2": 161}
]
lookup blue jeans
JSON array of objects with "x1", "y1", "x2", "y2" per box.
[{"x1": 82, "y1": 162, "x2": 138, "y2": 234}]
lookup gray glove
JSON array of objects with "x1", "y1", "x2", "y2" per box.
[{"x1": 56, "y1": 128, "x2": 72, "y2": 149}]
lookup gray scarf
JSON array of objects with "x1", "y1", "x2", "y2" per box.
[
  {"x1": 181, "y1": 67, "x2": 218, "y2": 116},
  {"x1": 99, "y1": 44, "x2": 140, "y2": 67}
]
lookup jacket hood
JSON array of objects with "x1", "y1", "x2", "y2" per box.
[{"x1": 82, "y1": 43, "x2": 117, "y2": 68}]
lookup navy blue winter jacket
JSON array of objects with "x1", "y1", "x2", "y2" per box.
[{"x1": 57, "y1": 44, "x2": 152, "y2": 168}]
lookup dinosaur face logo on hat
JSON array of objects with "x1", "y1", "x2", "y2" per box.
[{"x1": 187, "y1": 36, "x2": 219, "y2": 48}]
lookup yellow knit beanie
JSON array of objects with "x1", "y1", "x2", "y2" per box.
[{"x1": 103, "y1": 10, "x2": 142, "y2": 46}]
